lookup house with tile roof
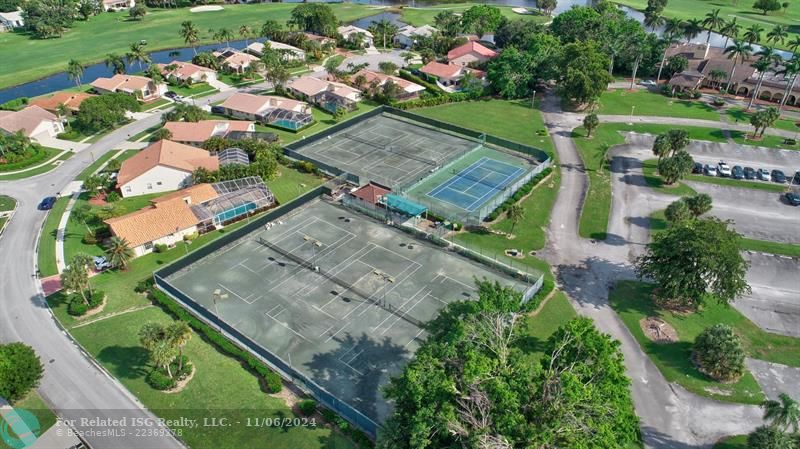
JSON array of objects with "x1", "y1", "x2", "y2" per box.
[
  {"x1": 0, "y1": 106, "x2": 64, "y2": 139},
  {"x1": 163, "y1": 120, "x2": 255, "y2": 147},
  {"x1": 246, "y1": 41, "x2": 305, "y2": 61},
  {"x1": 288, "y1": 76, "x2": 362, "y2": 112},
  {"x1": 156, "y1": 61, "x2": 217, "y2": 85},
  {"x1": 117, "y1": 140, "x2": 219, "y2": 197},
  {"x1": 419, "y1": 61, "x2": 485, "y2": 91},
  {"x1": 90, "y1": 74, "x2": 166, "y2": 101},
  {"x1": 337, "y1": 25, "x2": 374, "y2": 48},
  {"x1": 213, "y1": 48, "x2": 261, "y2": 74},
  {"x1": 447, "y1": 41, "x2": 498, "y2": 67},
  {"x1": 353, "y1": 69, "x2": 426, "y2": 100},
  {"x1": 218, "y1": 93, "x2": 313, "y2": 130},
  {"x1": 29, "y1": 91, "x2": 95, "y2": 116},
  {"x1": 394, "y1": 24, "x2": 437, "y2": 48}
]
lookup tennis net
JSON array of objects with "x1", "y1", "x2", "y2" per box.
[
  {"x1": 451, "y1": 168, "x2": 510, "y2": 191},
  {"x1": 341, "y1": 132, "x2": 438, "y2": 166},
  {"x1": 256, "y1": 237, "x2": 423, "y2": 328}
]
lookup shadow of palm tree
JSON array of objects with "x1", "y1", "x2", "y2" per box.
[{"x1": 96, "y1": 345, "x2": 150, "y2": 379}]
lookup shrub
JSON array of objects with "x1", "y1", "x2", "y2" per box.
[
  {"x1": 106, "y1": 191, "x2": 121, "y2": 202},
  {"x1": 82, "y1": 232, "x2": 98, "y2": 245},
  {"x1": 264, "y1": 370, "x2": 282, "y2": 393},
  {"x1": 88, "y1": 290, "x2": 105, "y2": 309},
  {"x1": 0, "y1": 97, "x2": 29, "y2": 111},
  {"x1": 692, "y1": 91, "x2": 702, "y2": 99},
  {"x1": 783, "y1": 139, "x2": 796, "y2": 146},
  {"x1": 57, "y1": 130, "x2": 83, "y2": 141},
  {"x1": 67, "y1": 301, "x2": 88, "y2": 316},
  {"x1": 154, "y1": 243, "x2": 169, "y2": 253},
  {"x1": 135, "y1": 278, "x2": 154, "y2": 293},
  {"x1": 183, "y1": 232, "x2": 199, "y2": 242},
  {"x1": 711, "y1": 97, "x2": 725, "y2": 107},
  {"x1": 293, "y1": 160, "x2": 316, "y2": 173},
  {"x1": 393, "y1": 92, "x2": 471, "y2": 110},
  {"x1": 747, "y1": 426, "x2": 794, "y2": 449},
  {"x1": 146, "y1": 369, "x2": 177, "y2": 390},
  {"x1": 298, "y1": 399, "x2": 317, "y2": 416},
  {"x1": 692, "y1": 324, "x2": 746, "y2": 382}
]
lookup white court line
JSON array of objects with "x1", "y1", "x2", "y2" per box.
[
  {"x1": 405, "y1": 329, "x2": 426, "y2": 348},
  {"x1": 318, "y1": 325, "x2": 335, "y2": 338},
  {"x1": 355, "y1": 258, "x2": 423, "y2": 318},
  {"x1": 325, "y1": 323, "x2": 350, "y2": 343},
  {"x1": 319, "y1": 245, "x2": 377, "y2": 309},
  {"x1": 345, "y1": 349, "x2": 364, "y2": 365},
  {"x1": 339, "y1": 358, "x2": 364, "y2": 376},
  {"x1": 217, "y1": 283, "x2": 256, "y2": 304},
  {"x1": 380, "y1": 292, "x2": 429, "y2": 336},
  {"x1": 428, "y1": 157, "x2": 491, "y2": 197},
  {"x1": 463, "y1": 165, "x2": 525, "y2": 211},
  {"x1": 372, "y1": 285, "x2": 426, "y2": 333},
  {"x1": 439, "y1": 274, "x2": 476, "y2": 291},
  {"x1": 263, "y1": 308, "x2": 311, "y2": 343}
]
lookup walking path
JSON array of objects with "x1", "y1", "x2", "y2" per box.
[{"x1": 54, "y1": 181, "x2": 84, "y2": 273}]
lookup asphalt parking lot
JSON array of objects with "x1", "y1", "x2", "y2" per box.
[
  {"x1": 734, "y1": 253, "x2": 800, "y2": 337},
  {"x1": 686, "y1": 182, "x2": 800, "y2": 244},
  {"x1": 687, "y1": 140, "x2": 800, "y2": 176}
]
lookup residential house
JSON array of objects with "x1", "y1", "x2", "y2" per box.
[
  {"x1": 447, "y1": 41, "x2": 498, "y2": 67},
  {"x1": 90, "y1": 74, "x2": 166, "y2": 101},
  {"x1": 288, "y1": 76, "x2": 361, "y2": 112},
  {"x1": 353, "y1": 69, "x2": 425, "y2": 100},
  {"x1": 420, "y1": 61, "x2": 485, "y2": 90},
  {"x1": 218, "y1": 93, "x2": 313, "y2": 130},
  {"x1": 163, "y1": 120, "x2": 255, "y2": 147},
  {"x1": 213, "y1": 48, "x2": 260, "y2": 74},
  {"x1": 394, "y1": 24, "x2": 437, "y2": 48},
  {"x1": 246, "y1": 41, "x2": 305, "y2": 61},
  {"x1": 102, "y1": 0, "x2": 134, "y2": 10},
  {"x1": 156, "y1": 61, "x2": 217, "y2": 85},
  {"x1": 116, "y1": 139, "x2": 219, "y2": 197},
  {"x1": 301, "y1": 32, "x2": 335, "y2": 46},
  {"x1": 337, "y1": 25, "x2": 374, "y2": 48},
  {"x1": 29, "y1": 92, "x2": 95, "y2": 116},
  {"x1": 0, "y1": 10, "x2": 24, "y2": 31},
  {"x1": 0, "y1": 106, "x2": 64, "y2": 139}
]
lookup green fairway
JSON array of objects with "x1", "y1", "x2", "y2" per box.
[
  {"x1": 69, "y1": 306, "x2": 355, "y2": 449},
  {"x1": 37, "y1": 196, "x2": 70, "y2": 277},
  {"x1": 0, "y1": 3, "x2": 375, "y2": 90},
  {"x1": 400, "y1": 4, "x2": 550, "y2": 27},
  {"x1": 609, "y1": 281, "x2": 767, "y2": 405},
  {"x1": 612, "y1": 0, "x2": 799, "y2": 50},
  {"x1": 599, "y1": 90, "x2": 721, "y2": 121}
]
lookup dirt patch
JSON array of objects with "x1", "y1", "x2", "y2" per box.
[
  {"x1": 164, "y1": 364, "x2": 196, "y2": 394},
  {"x1": 88, "y1": 193, "x2": 108, "y2": 206},
  {"x1": 76, "y1": 294, "x2": 107, "y2": 319},
  {"x1": 639, "y1": 316, "x2": 678, "y2": 343}
]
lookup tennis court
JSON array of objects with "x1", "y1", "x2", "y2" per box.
[
  {"x1": 428, "y1": 157, "x2": 525, "y2": 212},
  {"x1": 291, "y1": 112, "x2": 480, "y2": 188},
  {"x1": 161, "y1": 199, "x2": 529, "y2": 425}
]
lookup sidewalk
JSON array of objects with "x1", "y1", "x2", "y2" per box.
[{"x1": 54, "y1": 181, "x2": 84, "y2": 273}]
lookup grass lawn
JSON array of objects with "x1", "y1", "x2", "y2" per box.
[
  {"x1": 400, "y1": 4, "x2": 551, "y2": 27},
  {"x1": 0, "y1": 195, "x2": 15, "y2": 211},
  {"x1": 612, "y1": 0, "x2": 799, "y2": 50},
  {"x1": 68, "y1": 306, "x2": 355, "y2": 449},
  {"x1": 0, "y1": 391, "x2": 58, "y2": 449},
  {"x1": 641, "y1": 159, "x2": 697, "y2": 196},
  {"x1": 412, "y1": 98, "x2": 555, "y2": 155},
  {"x1": 598, "y1": 90, "x2": 721, "y2": 121},
  {"x1": 75, "y1": 150, "x2": 119, "y2": 181},
  {"x1": 726, "y1": 108, "x2": 800, "y2": 133},
  {"x1": 0, "y1": 216, "x2": 6, "y2": 232},
  {"x1": 167, "y1": 82, "x2": 217, "y2": 98},
  {"x1": 130, "y1": 124, "x2": 163, "y2": 142},
  {"x1": 0, "y1": 150, "x2": 73, "y2": 181},
  {"x1": 0, "y1": 147, "x2": 61, "y2": 173},
  {"x1": 270, "y1": 166, "x2": 326, "y2": 205},
  {"x1": 142, "y1": 98, "x2": 172, "y2": 112},
  {"x1": 713, "y1": 435, "x2": 748, "y2": 449},
  {"x1": 37, "y1": 196, "x2": 70, "y2": 277},
  {"x1": 571, "y1": 125, "x2": 618, "y2": 240},
  {"x1": 518, "y1": 291, "x2": 577, "y2": 363},
  {"x1": 217, "y1": 73, "x2": 265, "y2": 88},
  {"x1": 0, "y1": 3, "x2": 375, "y2": 90},
  {"x1": 609, "y1": 281, "x2": 765, "y2": 405}
]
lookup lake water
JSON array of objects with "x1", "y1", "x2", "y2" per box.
[{"x1": 0, "y1": 0, "x2": 790, "y2": 103}]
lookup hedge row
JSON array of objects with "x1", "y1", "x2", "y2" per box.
[
  {"x1": 0, "y1": 97, "x2": 28, "y2": 111},
  {"x1": 398, "y1": 70, "x2": 444, "y2": 96},
  {"x1": 393, "y1": 92, "x2": 472, "y2": 110},
  {"x1": 148, "y1": 287, "x2": 282, "y2": 393},
  {"x1": 485, "y1": 167, "x2": 552, "y2": 222},
  {"x1": 0, "y1": 146, "x2": 50, "y2": 172}
]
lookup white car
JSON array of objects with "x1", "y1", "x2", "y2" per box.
[
  {"x1": 704, "y1": 164, "x2": 718, "y2": 176},
  {"x1": 93, "y1": 256, "x2": 111, "y2": 271},
  {"x1": 717, "y1": 161, "x2": 731, "y2": 177},
  {"x1": 639, "y1": 80, "x2": 657, "y2": 86}
]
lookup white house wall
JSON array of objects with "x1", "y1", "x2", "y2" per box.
[{"x1": 120, "y1": 165, "x2": 191, "y2": 198}]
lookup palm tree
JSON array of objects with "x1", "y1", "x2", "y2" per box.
[
  {"x1": 60, "y1": 265, "x2": 89, "y2": 305},
  {"x1": 762, "y1": 393, "x2": 800, "y2": 432},
  {"x1": 368, "y1": 19, "x2": 398, "y2": 49},
  {"x1": 747, "y1": 46, "x2": 779, "y2": 109},
  {"x1": 702, "y1": 9, "x2": 724, "y2": 44},
  {"x1": 215, "y1": 28, "x2": 233, "y2": 47},
  {"x1": 55, "y1": 103, "x2": 69, "y2": 120},
  {"x1": 507, "y1": 204, "x2": 525, "y2": 236},
  {"x1": 663, "y1": 17, "x2": 684, "y2": 38},
  {"x1": 643, "y1": 10, "x2": 664, "y2": 31},
  {"x1": 766, "y1": 25, "x2": 788, "y2": 45},
  {"x1": 656, "y1": 32, "x2": 682, "y2": 83},
  {"x1": 167, "y1": 322, "x2": 192, "y2": 372},
  {"x1": 708, "y1": 69, "x2": 727, "y2": 89},
  {"x1": 238, "y1": 24, "x2": 252, "y2": 46},
  {"x1": 777, "y1": 56, "x2": 800, "y2": 111},
  {"x1": 683, "y1": 19, "x2": 703, "y2": 44},
  {"x1": 788, "y1": 36, "x2": 800, "y2": 54},
  {"x1": 723, "y1": 40, "x2": 753, "y2": 93},
  {"x1": 105, "y1": 53, "x2": 126, "y2": 75},
  {"x1": 743, "y1": 24, "x2": 764, "y2": 44},
  {"x1": 66, "y1": 59, "x2": 84, "y2": 88},
  {"x1": 719, "y1": 18, "x2": 741, "y2": 48},
  {"x1": 126, "y1": 42, "x2": 150, "y2": 71},
  {"x1": 180, "y1": 21, "x2": 199, "y2": 55},
  {"x1": 105, "y1": 237, "x2": 134, "y2": 270}
]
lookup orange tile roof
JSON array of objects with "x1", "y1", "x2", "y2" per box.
[
  {"x1": 351, "y1": 182, "x2": 390, "y2": 204},
  {"x1": 221, "y1": 93, "x2": 309, "y2": 115},
  {"x1": 354, "y1": 69, "x2": 425, "y2": 93},
  {"x1": 117, "y1": 140, "x2": 219, "y2": 187},
  {"x1": 447, "y1": 41, "x2": 498, "y2": 61},
  {"x1": 156, "y1": 61, "x2": 215, "y2": 80},
  {"x1": 29, "y1": 91, "x2": 95, "y2": 113},
  {"x1": 163, "y1": 120, "x2": 254, "y2": 143},
  {"x1": 151, "y1": 183, "x2": 219, "y2": 205},
  {"x1": 420, "y1": 61, "x2": 462, "y2": 78},
  {"x1": 105, "y1": 197, "x2": 200, "y2": 248},
  {"x1": 90, "y1": 74, "x2": 154, "y2": 93},
  {"x1": 0, "y1": 105, "x2": 58, "y2": 137}
]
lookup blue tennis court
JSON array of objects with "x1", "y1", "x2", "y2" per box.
[{"x1": 427, "y1": 157, "x2": 525, "y2": 212}]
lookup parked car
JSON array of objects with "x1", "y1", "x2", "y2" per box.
[
  {"x1": 639, "y1": 80, "x2": 657, "y2": 86},
  {"x1": 771, "y1": 169, "x2": 787, "y2": 183},
  {"x1": 732, "y1": 165, "x2": 744, "y2": 179},
  {"x1": 743, "y1": 166, "x2": 756, "y2": 180},
  {"x1": 704, "y1": 164, "x2": 718, "y2": 176},
  {"x1": 717, "y1": 161, "x2": 732, "y2": 177},
  {"x1": 164, "y1": 91, "x2": 182, "y2": 101},
  {"x1": 38, "y1": 196, "x2": 56, "y2": 210},
  {"x1": 757, "y1": 168, "x2": 771, "y2": 181},
  {"x1": 211, "y1": 105, "x2": 226, "y2": 115},
  {"x1": 692, "y1": 162, "x2": 704, "y2": 174},
  {"x1": 93, "y1": 256, "x2": 111, "y2": 271},
  {"x1": 793, "y1": 170, "x2": 800, "y2": 185},
  {"x1": 785, "y1": 191, "x2": 800, "y2": 206}
]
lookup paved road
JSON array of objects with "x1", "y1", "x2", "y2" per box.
[{"x1": 539, "y1": 92, "x2": 763, "y2": 448}]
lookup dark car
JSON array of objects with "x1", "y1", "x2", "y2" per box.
[
  {"x1": 164, "y1": 91, "x2": 179, "y2": 100},
  {"x1": 38, "y1": 196, "x2": 56, "y2": 210},
  {"x1": 692, "y1": 162, "x2": 704, "y2": 174},
  {"x1": 732, "y1": 165, "x2": 744, "y2": 180},
  {"x1": 793, "y1": 170, "x2": 800, "y2": 185},
  {"x1": 744, "y1": 166, "x2": 756, "y2": 180},
  {"x1": 786, "y1": 192, "x2": 800, "y2": 206},
  {"x1": 771, "y1": 170, "x2": 787, "y2": 183},
  {"x1": 210, "y1": 105, "x2": 226, "y2": 115}
]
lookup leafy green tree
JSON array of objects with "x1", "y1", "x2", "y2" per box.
[
  {"x1": 260, "y1": 19, "x2": 283, "y2": 40},
  {"x1": 433, "y1": 10, "x2": 462, "y2": 37},
  {"x1": 693, "y1": 324, "x2": 746, "y2": 382},
  {"x1": 753, "y1": 0, "x2": 782, "y2": 15},
  {"x1": 66, "y1": 59, "x2": 84, "y2": 88},
  {"x1": 657, "y1": 150, "x2": 694, "y2": 184},
  {"x1": 191, "y1": 51, "x2": 218, "y2": 70},
  {"x1": 368, "y1": 19, "x2": 398, "y2": 49},
  {"x1": 550, "y1": 5, "x2": 604, "y2": 44},
  {"x1": 153, "y1": 128, "x2": 172, "y2": 140},
  {"x1": 77, "y1": 0, "x2": 100, "y2": 20},
  {"x1": 22, "y1": 0, "x2": 77, "y2": 38},
  {"x1": 75, "y1": 93, "x2": 140, "y2": 133},
  {"x1": 128, "y1": 3, "x2": 146, "y2": 21},
  {"x1": 493, "y1": 19, "x2": 544, "y2": 48},
  {"x1": 635, "y1": 218, "x2": 751, "y2": 309},
  {"x1": 378, "y1": 61, "x2": 398, "y2": 75},
  {"x1": 105, "y1": 236, "x2": 134, "y2": 270},
  {"x1": 665, "y1": 199, "x2": 692, "y2": 223},
  {"x1": 538, "y1": 0, "x2": 557, "y2": 15},
  {"x1": 461, "y1": 4, "x2": 503, "y2": 38},
  {"x1": 0, "y1": 343, "x2": 44, "y2": 403},
  {"x1": 762, "y1": 393, "x2": 800, "y2": 432},
  {"x1": 507, "y1": 204, "x2": 524, "y2": 235},
  {"x1": 747, "y1": 426, "x2": 794, "y2": 449},
  {"x1": 584, "y1": 113, "x2": 599, "y2": 137},
  {"x1": 163, "y1": 103, "x2": 208, "y2": 123},
  {"x1": 556, "y1": 40, "x2": 613, "y2": 107},
  {"x1": 288, "y1": 3, "x2": 338, "y2": 37},
  {"x1": 684, "y1": 193, "x2": 713, "y2": 217},
  {"x1": 202, "y1": 136, "x2": 229, "y2": 153},
  {"x1": 180, "y1": 20, "x2": 199, "y2": 55},
  {"x1": 486, "y1": 34, "x2": 560, "y2": 99},
  {"x1": 666, "y1": 54, "x2": 689, "y2": 77},
  {"x1": 105, "y1": 53, "x2": 126, "y2": 75}
]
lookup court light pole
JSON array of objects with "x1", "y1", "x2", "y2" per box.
[
  {"x1": 303, "y1": 235, "x2": 323, "y2": 268},
  {"x1": 373, "y1": 270, "x2": 395, "y2": 307}
]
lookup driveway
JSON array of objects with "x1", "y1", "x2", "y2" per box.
[
  {"x1": 35, "y1": 136, "x2": 90, "y2": 152},
  {"x1": 737, "y1": 253, "x2": 800, "y2": 337}
]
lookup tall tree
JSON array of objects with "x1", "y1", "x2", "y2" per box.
[
  {"x1": 238, "y1": 24, "x2": 252, "y2": 46},
  {"x1": 126, "y1": 42, "x2": 150, "y2": 71},
  {"x1": 105, "y1": 53, "x2": 126, "y2": 75},
  {"x1": 747, "y1": 46, "x2": 779, "y2": 110},
  {"x1": 682, "y1": 18, "x2": 703, "y2": 43},
  {"x1": 702, "y1": 9, "x2": 724, "y2": 44},
  {"x1": 368, "y1": 19, "x2": 398, "y2": 49},
  {"x1": 461, "y1": 4, "x2": 503, "y2": 38},
  {"x1": 777, "y1": 56, "x2": 800, "y2": 111},
  {"x1": 762, "y1": 393, "x2": 800, "y2": 432},
  {"x1": 635, "y1": 218, "x2": 751, "y2": 309},
  {"x1": 433, "y1": 11, "x2": 462, "y2": 37},
  {"x1": 260, "y1": 19, "x2": 282, "y2": 40},
  {"x1": 556, "y1": 40, "x2": 613, "y2": 108},
  {"x1": 656, "y1": 31, "x2": 681, "y2": 83},
  {"x1": 288, "y1": 3, "x2": 338, "y2": 37},
  {"x1": 128, "y1": 3, "x2": 146, "y2": 21},
  {"x1": 743, "y1": 24, "x2": 764, "y2": 44},
  {"x1": 0, "y1": 343, "x2": 44, "y2": 403},
  {"x1": 66, "y1": 59, "x2": 84, "y2": 88},
  {"x1": 766, "y1": 25, "x2": 788, "y2": 45},
  {"x1": 507, "y1": 204, "x2": 524, "y2": 236},
  {"x1": 657, "y1": 150, "x2": 694, "y2": 184},
  {"x1": 584, "y1": 113, "x2": 600, "y2": 137},
  {"x1": 180, "y1": 20, "x2": 199, "y2": 55},
  {"x1": 720, "y1": 18, "x2": 741, "y2": 48},
  {"x1": 723, "y1": 40, "x2": 753, "y2": 92},
  {"x1": 105, "y1": 237, "x2": 134, "y2": 270},
  {"x1": 752, "y1": 0, "x2": 782, "y2": 15},
  {"x1": 167, "y1": 321, "x2": 192, "y2": 372}
]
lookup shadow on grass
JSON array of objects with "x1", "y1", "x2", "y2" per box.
[{"x1": 96, "y1": 345, "x2": 150, "y2": 379}]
